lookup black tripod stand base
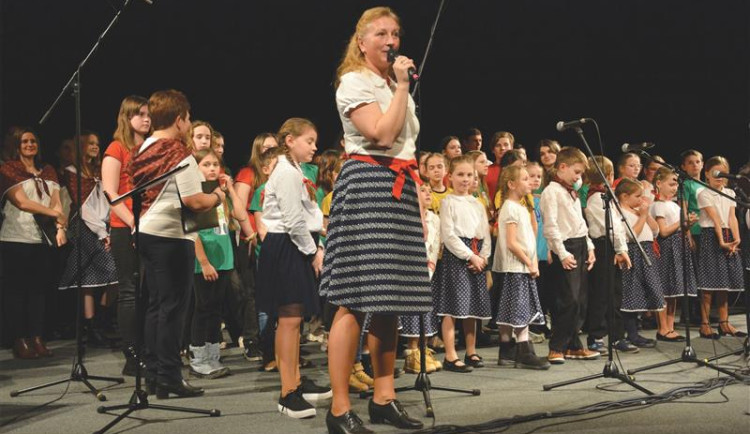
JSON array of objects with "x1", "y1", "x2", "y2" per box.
[
  {"x1": 543, "y1": 361, "x2": 654, "y2": 395},
  {"x1": 9, "y1": 362, "x2": 124, "y2": 401},
  {"x1": 627, "y1": 345, "x2": 746, "y2": 380},
  {"x1": 96, "y1": 388, "x2": 220, "y2": 434}
]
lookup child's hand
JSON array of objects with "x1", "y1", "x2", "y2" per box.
[
  {"x1": 615, "y1": 252, "x2": 632, "y2": 270},
  {"x1": 637, "y1": 200, "x2": 650, "y2": 216},
  {"x1": 688, "y1": 233, "x2": 696, "y2": 251},
  {"x1": 312, "y1": 248, "x2": 324, "y2": 277},
  {"x1": 102, "y1": 236, "x2": 111, "y2": 252},
  {"x1": 529, "y1": 261, "x2": 540, "y2": 278},
  {"x1": 219, "y1": 174, "x2": 233, "y2": 192},
  {"x1": 561, "y1": 255, "x2": 577, "y2": 270},
  {"x1": 467, "y1": 255, "x2": 485, "y2": 274},
  {"x1": 586, "y1": 249, "x2": 596, "y2": 271},
  {"x1": 202, "y1": 263, "x2": 218, "y2": 281},
  {"x1": 687, "y1": 212, "x2": 699, "y2": 226},
  {"x1": 427, "y1": 261, "x2": 436, "y2": 272}
]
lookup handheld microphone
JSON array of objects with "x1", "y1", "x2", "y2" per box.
[
  {"x1": 555, "y1": 118, "x2": 588, "y2": 132},
  {"x1": 386, "y1": 47, "x2": 419, "y2": 81},
  {"x1": 711, "y1": 170, "x2": 744, "y2": 181},
  {"x1": 621, "y1": 142, "x2": 655, "y2": 153}
]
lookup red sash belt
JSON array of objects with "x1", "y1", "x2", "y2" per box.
[
  {"x1": 469, "y1": 237, "x2": 480, "y2": 255},
  {"x1": 350, "y1": 154, "x2": 421, "y2": 201}
]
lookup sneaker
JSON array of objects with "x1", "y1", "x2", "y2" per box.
[
  {"x1": 403, "y1": 349, "x2": 421, "y2": 374},
  {"x1": 547, "y1": 350, "x2": 565, "y2": 364},
  {"x1": 613, "y1": 339, "x2": 640, "y2": 353},
  {"x1": 243, "y1": 342, "x2": 263, "y2": 362},
  {"x1": 299, "y1": 376, "x2": 332, "y2": 401},
  {"x1": 425, "y1": 347, "x2": 441, "y2": 371},
  {"x1": 587, "y1": 337, "x2": 608, "y2": 356},
  {"x1": 629, "y1": 335, "x2": 657, "y2": 348},
  {"x1": 261, "y1": 360, "x2": 278, "y2": 372},
  {"x1": 564, "y1": 348, "x2": 601, "y2": 360},
  {"x1": 349, "y1": 371, "x2": 369, "y2": 393},
  {"x1": 278, "y1": 388, "x2": 316, "y2": 419}
]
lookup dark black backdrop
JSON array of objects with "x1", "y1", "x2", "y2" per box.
[{"x1": 2, "y1": 0, "x2": 749, "y2": 171}]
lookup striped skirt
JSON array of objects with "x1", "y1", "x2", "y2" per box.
[{"x1": 319, "y1": 159, "x2": 433, "y2": 314}]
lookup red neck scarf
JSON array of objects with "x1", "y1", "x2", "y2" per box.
[
  {"x1": 0, "y1": 160, "x2": 58, "y2": 201},
  {"x1": 127, "y1": 138, "x2": 192, "y2": 215},
  {"x1": 587, "y1": 184, "x2": 607, "y2": 200},
  {"x1": 63, "y1": 167, "x2": 99, "y2": 208},
  {"x1": 553, "y1": 176, "x2": 578, "y2": 200}
]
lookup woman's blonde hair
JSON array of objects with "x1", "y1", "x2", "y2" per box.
[{"x1": 335, "y1": 7, "x2": 400, "y2": 87}]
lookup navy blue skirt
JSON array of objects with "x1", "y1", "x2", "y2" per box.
[
  {"x1": 58, "y1": 214, "x2": 118, "y2": 290},
  {"x1": 319, "y1": 159, "x2": 432, "y2": 314},
  {"x1": 494, "y1": 272, "x2": 545, "y2": 328},
  {"x1": 622, "y1": 242, "x2": 665, "y2": 312},
  {"x1": 256, "y1": 232, "x2": 320, "y2": 316},
  {"x1": 656, "y1": 232, "x2": 697, "y2": 298},
  {"x1": 697, "y1": 230, "x2": 744, "y2": 292},
  {"x1": 433, "y1": 238, "x2": 491, "y2": 319}
]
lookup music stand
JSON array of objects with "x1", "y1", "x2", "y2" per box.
[{"x1": 95, "y1": 163, "x2": 220, "y2": 434}]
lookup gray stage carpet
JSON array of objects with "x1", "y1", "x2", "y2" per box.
[{"x1": 1, "y1": 314, "x2": 748, "y2": 433}]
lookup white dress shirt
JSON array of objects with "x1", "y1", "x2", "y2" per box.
[
  {"x1": 585, "y1": 191, "x2": 628, "y2": 254},
  {"x1": 622, "y1": 208, "x2": 656, "y2": 243},
  {"x1": 262, "y1": 157, "x2": 323, "y2": 256},
  {"x1": 424, "y1": 210, "x2": 440, "y2": 279},
  {"x1": 440, "y1": 194, "x2": 491, "y2": 261},
  {"x1": 540, "y1": 181, "x2": 594, "y2": 260}
]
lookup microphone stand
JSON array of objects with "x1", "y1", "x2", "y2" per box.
[
  {"x1": 95, "y1": 164, "x2": 220, "y2": 434},
  {"x1": 10, "y1": 0, "x2": 137, "y2": 402},
  {"x1": 627, "y1": 153, "x2": 748, "y2": 379},
  {"x1": 542, "y1": 124, "x2": 653, "y2": 395}
]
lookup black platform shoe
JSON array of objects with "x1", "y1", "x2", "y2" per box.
[
  {"x1": 156, "y1": 379, "x2": 204, "y2": 399},
  {"x1": 326, "y1": 409, "x2": 373, "y2": 434},
  {"x1": 121, "y1": 345, "x2": 150, "y2": 377},
  {"x1": 368, "y1": 399, "x2": 423, "y2": 429}
]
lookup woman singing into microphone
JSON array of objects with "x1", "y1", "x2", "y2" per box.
[{"x1": 321, "y1": 7, "x2": 431, "y2": 433}]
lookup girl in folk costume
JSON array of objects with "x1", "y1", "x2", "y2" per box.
[
  {"x1": 400, "y1": 182, "x2": 442, "y2": 374},
  {"x1": 696, "y1": 156, "x2": 746, "y2": 338},
  {"x1": 58, "y1": 131, "x2": 118, "y2": 348},
  {"x1": 434, "y1": 155, "x2": 492, "y2": 373},
  {"x1": 615, "y1": 178, "x2": 665, "y2": 348},
  {"x1": 0, "y1": 127, "x2": 67, "y2": 358},
  {"x1": 651, "y1": 167, "x2": 698, "y2": 342},
  {"x1": 493, "y1": 166, "x2": 549, "y2": 369},
  {"x1": 256, "y1": 118, "x2": 331, "y2": 419}
]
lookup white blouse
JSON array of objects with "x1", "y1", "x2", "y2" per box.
[
  {"x1": 336, "y1": 69, "x2": 420, "y2": 160},
  {"x1": 622, "y1": 208, "x2": 656, "y2": 243},
  {"x1": 651, "y1": 200, "x2": 681, "y2": 228},
  {"x1": 0, "y1": 178, "x2": 59, "y2": 244},
  {"x1": 493, "y1": 200, "x2": 536, "y2": 273},
  {"x1": 585, "y1": 191, "x2": 628, "y2": 254},
  {"x1": 440, "y1": 194, "x2": 491, "y2": 261},
  {"x1": 262, "y1": 157, "x2": 323, "y2": 256},
  {"x1": 424, "y1": 210, "x2": 440, "y2": 280},
  {"x1": 697, "y1": 187, "x2": 735, "y2": 229}
]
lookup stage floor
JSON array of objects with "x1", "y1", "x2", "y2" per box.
[{"x1": 1, "y1": 315, "x2": 748, "y2": 434}]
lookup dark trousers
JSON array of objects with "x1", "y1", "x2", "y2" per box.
[
  {"x1": 111, "y1": 227, "x2": 138, "y2": 347},
  {"x1": 235, "y1": 239, "x2": 261, "y2": 346},
  {"x1": 192, "y1": 270, "x2": 229, "y2": 345},
  {"x1": 548, "y1": 237, "x2": 589, "y2": 352},
  {"x1": 2, "y1": 242, "x2": 51, "y2": 340},
  {"x1": 140, "y1": 234, "x2": 193, "y2": 383},
  {"x1": 587, "y1": 237, "x2": 624, "y2": 342}
]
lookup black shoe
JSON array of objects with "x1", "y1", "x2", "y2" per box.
[
  {"x1": 145, "y1": 377, "x2": 157, "y2": 395},
  {"x1": 243, "y1": 342, "x2": 263, "y2": 362},
  {"x1": 655, "y1": 331, "x2": 686, "y2": 342},
  {"x1": 629, "y1": 335, "x2": 657, "y2": 348},
  {"x1": 299, "y1": 376, "x2": 332, "y2": 401},
  {"x1": 464, "y1": 353, "x2": 484, "y2": 368},
  {"x1": 278, "y1": 388, "x2": 316, "y2": 419},
  {"x1": 442, "y1": 358, "x2": 473, "y2": 373},
  {"x1": 514, "y1": 341, "x2": 551, "y2": 370},
  {"x1": 121, "y1": 345, "x2": 149, "y2": 377},
  {"x1": 393, "y1": 367, "x2": 403, "y2": 379},
  {"x1": 326, "y1": 410, "x2": 373, "y2": 434},
  {"x1": 497, "y1": 341, "x2": 516, "y2": 366},
  {"x1": 718, "y1": 321, "x2": 748, "y2": 337},
  {"x1": 156, "y1": 379, "x2": 204, "y2": 399},
  {"x1": 368, "y1": 399, "x2": 423, "y2": 429},
  {"x1": 699, "y1": 324, "x2": 720, "y2": 340},
  {"x1": 87, "y1": 327, "x2": 112, "y2": 348}
]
